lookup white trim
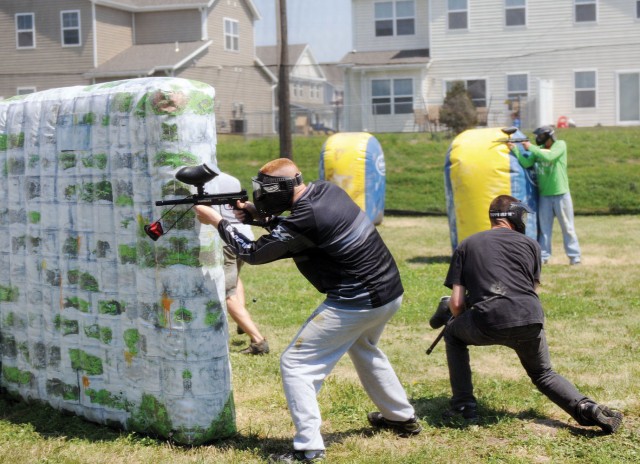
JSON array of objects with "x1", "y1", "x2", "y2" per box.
[
  {"x1": 171, "y1": 40, "x2": 213, "y2": 70},
  {"x1": 90, "y1": 0, "x2": 260, "y2": 19},
  {"x1": 200, "y1": 7, "x2": 208, "y2": 40},
  {"x1": 61, "y1": 10, "x2": 82, "y2": 47},
  {"x1": 15, "y1": 12, "x2": 36, "y2": 49},
  {"x1": 92, "y1": 3, "x2": 98, "y2": 68}
]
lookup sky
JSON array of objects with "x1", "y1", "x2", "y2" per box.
[{"x1": 252, "y1": 0, "x2": 353, "y2": 63}]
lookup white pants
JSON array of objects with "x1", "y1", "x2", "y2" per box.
[{"x1": 280, "y1": 295, "x2": 415, "y2": 451}]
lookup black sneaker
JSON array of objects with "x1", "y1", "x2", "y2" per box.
[
  {"x1": 442, "y1": 404, "x2": 479, "y2": 423},
  {"x1": 239, "y1": 339, "x2": 269, "y2": 355},
  {"x1": 268, "y1": 449, "x2": 325, "y2": 463},
  {"x1": 367, "y1": 412, "x2": 422, "y2": 436},
  {"x1": 579, "y1": 402, "x2": 623, "y2": 434}
]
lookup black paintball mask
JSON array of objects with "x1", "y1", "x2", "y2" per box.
[
  {"x1": 252, "y1": 171, "x2": 303, "y2": 216},
  {"x1": 533, "y1": 126, "x2": 555, "y2": 146},
  {"x1": 489, "y1": 201, "x2": 533, "y2": 234}
]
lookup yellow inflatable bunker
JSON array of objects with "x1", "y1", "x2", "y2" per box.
[
  {"x1": 319, "y1": 132, "x2": 386, "y2": 225},
  {"x1": 444, "y1": 127, "x2": 538, "y2": 250}
]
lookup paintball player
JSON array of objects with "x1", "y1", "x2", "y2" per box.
[
  {"x1": 214, "y1": 172, "x2": 269, "y2": 355},
  {"x1": 439, "y1": 194, "x2": 623, "y2": 433},
  {"x1": 508, "y1": 126, "x2": 581, "y2": 265},
  {"x1": 194, "y1": 158, "x2": 420, "y2": 463}
]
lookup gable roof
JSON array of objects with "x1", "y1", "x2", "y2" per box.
[
  {"x1": 255, "y1": 44, "x2": 309, "y2": 67},
  {"x1": 339, "y1": 49, "x2": 430, "y2": 69},
  {"x1": 91, "y1": 0, "x2": 260, "y2": 19},
  {"x1": 84, "y1": 41, "x2": 212, "y2": 78}
]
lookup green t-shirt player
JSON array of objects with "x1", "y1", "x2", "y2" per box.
[{"x1": 509, "y1": 126, "x2": 581, "y2": 265}]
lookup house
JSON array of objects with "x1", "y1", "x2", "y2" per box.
[
  {"x1": 340, "y1": 0, "x2": 640, "y2": 132},
  {"x1": 0, "y1": 0, "x2": 275, "y2": 135},
  {"x1": 320, "y1": 63, "x2": 345, "y2": 132},
  {"x1": 256, "y1": 43, "x2": 332, "y2": 134}
]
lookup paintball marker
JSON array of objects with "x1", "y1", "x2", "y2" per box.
[
  {"x1": 144, "y1": 163, "x2": 248, "y2": 241},
  {"x1": 493, "y1": 126, "x2": 529, "y2": 144},
  {"x1": 426, "y1": 296, "x2": 453, "y2": 355}
]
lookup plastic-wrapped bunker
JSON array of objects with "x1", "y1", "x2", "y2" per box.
[
  {"x1": 0, "y1": 77, "x2": 235, "y2": 444},
  {"x1": 444, "y1": 127, "x2": 538, "y2": 250},
  {"x1": 319, "y1": 132, "x2": 386, "y2": 225}
]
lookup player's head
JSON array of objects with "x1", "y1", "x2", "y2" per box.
[
  {"x1": 489, "y1": 195, "x2": 533, "y2": 234},
  {"x1": 252, "y1": 159, "x2": 303, "y2": 216},
  {"x1": 532, "y1": 125, "x2": 555, "y2": 147}
]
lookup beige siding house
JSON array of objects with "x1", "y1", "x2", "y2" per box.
[
  {"x1": 0, "y1": 0, "x2": 274, "y2": 135},
  {"x1": 341, "y1": 0, "x2": 640, "y2": 132}
]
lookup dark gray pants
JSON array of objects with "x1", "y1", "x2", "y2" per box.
[{"x1": 444, "y1": 310, "x2": 591, "y2": 424}]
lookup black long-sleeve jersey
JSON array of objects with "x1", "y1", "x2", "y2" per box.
[{"x1": 216, "y1": 181, "x2": 403, "y2": 309}]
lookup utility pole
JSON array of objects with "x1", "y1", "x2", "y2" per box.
[{"x1": 277, "y1": 0, "x2": 292, "y2": 159}]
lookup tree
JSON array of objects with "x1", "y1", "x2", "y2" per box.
[{"x1": 439, "y1": 81, "x2": 477, "y2": 135}]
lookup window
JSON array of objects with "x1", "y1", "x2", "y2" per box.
[
  {"x1": 448, "y1": 0, "x2": 468, "y2": 30},
  {"x1": 636, "y1": 1, "x2": 639, "y2": 19},
  {"x1": 618, "y1": 72, "x2": 639, "y2": 122},
  {"x1": 575, "y1": 71, "x2": 596, "y2": 108},
  {"x1": 372, "y1": 78, "x2": 413, "y2": 115},
  {"x1": 224, "y1": 18, "x2": 239, "y2": 51},
  {"x1": 17, "y1": 87, "x2": 36, "y2": 95},
  {"x1": 505, "y1": 0, "x2": 526, "y2": 27},
  {"x1": 375, "y1": 1, "x2": 415, "y2": 37},
  {"x1": 507, "y1": 74, "x2": 528, "y2": 110},
  {"x1": 16, "y1": 13, "x2": 35, "y2": 49},
  {"x1": 575, "y1": 0, "x2": 596, "y2": 23},
  {"x1": 61, "y1": 10, "x2": 81, "y2": 46},
  {"x1": 445, "y1": 79, "x2": 487, "y2": 107}
]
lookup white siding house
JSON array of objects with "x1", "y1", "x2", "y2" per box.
[{"x1": 340, "y1": 0, "x2": 640, "y2": 131}]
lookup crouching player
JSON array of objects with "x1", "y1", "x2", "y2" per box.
[{"x1": 440, "y1": 194, "x2": 623, "y2": 433}]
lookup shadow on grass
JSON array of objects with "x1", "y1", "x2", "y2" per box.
[
  {"x1": 407, "y1": 255, "x2": 451, "y2": 265},
  {"x1": 0, "y1": 394, "x2": 375, "y2": 461},
  {"x1": 411, "y1": 395, "x2": 606, "y2": 436}
]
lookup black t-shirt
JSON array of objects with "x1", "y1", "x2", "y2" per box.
[
  {"x1": 217, "y1": 181, "x2": 403, "y2": 308},
  {"x1": 444, "y1": 227, "x2": 544, "y2": 330}
]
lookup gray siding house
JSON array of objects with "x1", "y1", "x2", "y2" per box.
[
  {"x1": 341, "y1": 0, "x2": 640, "y2": 132},
  {"x1": 0, "y1": 0, "x2": 275, "y2": 135}
]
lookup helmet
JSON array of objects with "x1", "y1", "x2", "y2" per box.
[
  {"x1": 489, "y1": 200, "x2": 534, "y2": 234},
  {"x1": 533, "y1": 126, "x2": 555, "y2": 146},
  {"x1": 252, "y1": 171, "x2": 303, "y2": 216}
]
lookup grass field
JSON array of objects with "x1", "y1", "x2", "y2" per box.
[
  {"x1": 1, "y1": 215, "x2": 639, "y2": 463},
  {"x1": 215, "y1": 126, "x2": 640, "y2": 215}
]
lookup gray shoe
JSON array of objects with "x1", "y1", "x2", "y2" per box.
[
  {"x1": 579, "y1": 402, "x2": 623, "y2": 433},
  {"x1": 239, "y1": 339, "x2": 269, "y2": 355}
]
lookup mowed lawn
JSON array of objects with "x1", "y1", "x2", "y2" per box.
[{"x1": 1, "y1": 214, "x2": 639, "y2": 463}]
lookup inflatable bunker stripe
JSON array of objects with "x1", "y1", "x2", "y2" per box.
[
  {"x1": 444, "y1": 127, "x2": 538, "y2": 250},
  {"x1": 319, "y1": 132, "x2": 386, "y2": 225},
  {"x1": 0, "y1": 77, "x2": 235, "y2": 444}
]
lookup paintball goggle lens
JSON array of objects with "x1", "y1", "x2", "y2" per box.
[{"x1": 251, "y1": 172, "x2": 302, "y2": 216}]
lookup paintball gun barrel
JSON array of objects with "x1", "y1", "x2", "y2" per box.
[
  {"x1": 493, "y1": 126, "x2": 529, "y2": 144},
  {"x1": 144, "y1": 164, "x2": 248, "y2": 241}
]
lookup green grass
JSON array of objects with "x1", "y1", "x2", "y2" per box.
[
  {"x1": 216, "y1": 126, "x2": 640, "y2": 215},
  {"x1": 2, "y1": 215, "x2": 639, "y2": 463},
  {"x1": 2, "y1": 128, "x2": 639, "y2": 462}
]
